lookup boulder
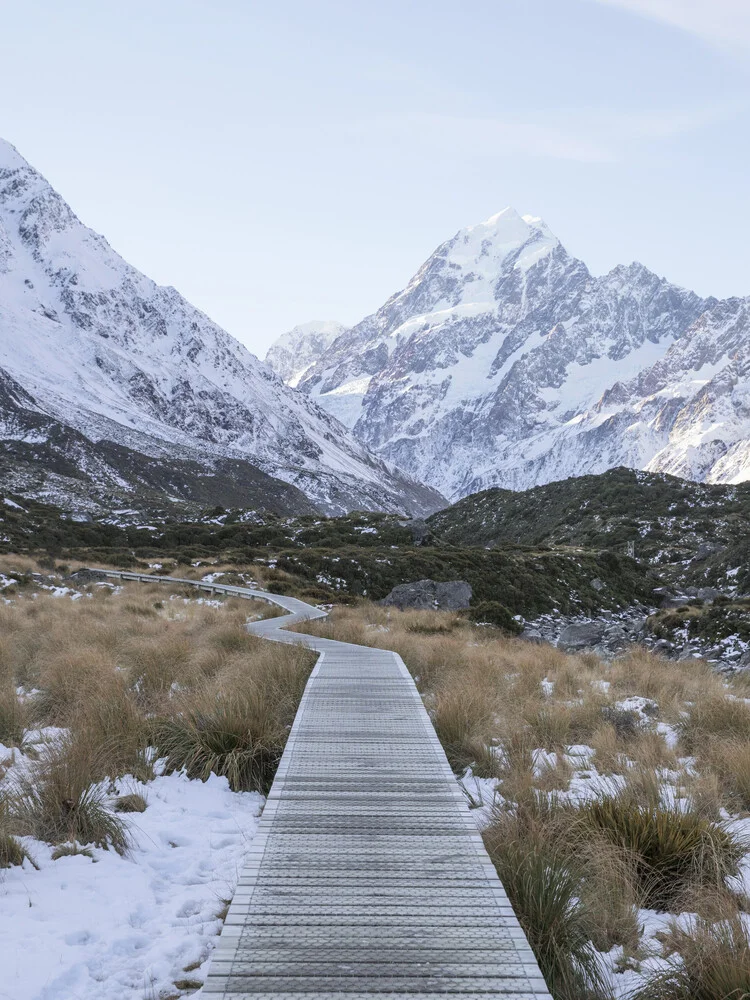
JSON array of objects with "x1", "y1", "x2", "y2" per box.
[
  {"x1": 557, "y1": 621, "x2": 607, "y2": 652},
  {"x1": 401, "y1": 519, "x2": 432, "y2": 545},
  {"x1": 693, "y1": 542, "x2": 726, "y2": 562},
  {"x1": 590, "y1": 578, "x2": 606, "y2": 592},
  {"x1": 696, "y1": 587, "x2": 721, "y2": 602},
  {"x1": 519, "y1": 627, "x2": 545, "y2": 644},
  {"x1": 380, "y1": 579, "x2": 472, "y2": 611},
  {"x1": 653, "y1": 638, "x2": 675, "y2": 654},
  {"x1": 661, "y1": 595, "x2": 692, "y2": 610}
]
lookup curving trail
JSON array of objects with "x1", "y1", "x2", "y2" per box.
[{"x1": 99, "y1": 571, "x2": 552, "y2": 999}]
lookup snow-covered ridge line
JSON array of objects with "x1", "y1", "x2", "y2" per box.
[
  {"x1": 274, "y1": 205, "x2": 749, "y2": 499},
  {"x1": 0, "y1": 138, "x2": 443, "y2": 517}
]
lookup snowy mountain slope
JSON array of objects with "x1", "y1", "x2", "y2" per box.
[
  {"x1": 265, "y1": 320, "x2": 346, "y2": 386},
  {"x1": 294, "y1": 207, "x2": 747, "y2": 498},
  {"x1": 0, "y1": 139, "x2": 443, "y2": 516}
]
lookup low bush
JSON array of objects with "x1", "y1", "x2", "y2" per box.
[{"x1": 467, "y1": 600, "x2": 523, "y2": 634}]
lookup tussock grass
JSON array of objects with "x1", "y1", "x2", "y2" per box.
[
  {"x1": 631, "y1": 915, "x2": 750, "y2": 1000},
  {"x1": 579, "y1": 795, "x2": 744, "y2": 910},
  {"x1": 0, "y1": 683, "x2": 25, "y2": 747},
  {"x1": 114, "y1": 792, "x2": 147, "y2": 813},
  {"x1": 679, "y1": 695, "x2": 750, "y2": 753},
  {"x1": 697, "y1": 737, "x2": 750, "y2": 813},
  {"x1": 483, "y1": 797, "x2": 613, "y2": 1000},
  {"x1": 0, "y1": 582, "x2": 314, "y2": 852},
  {"x1": 432, "y1": 684, "x2": 497, "y2": 774},
  {"x1": 0, "y1": 797, "x2": 32, "y2": 868},
  {"x1": 153, "y1": 642, "x2": 311, "y2": 794},
  {"x1": 51, "y1": 842, "x2": 95, "y2": 860},
  {"x1": 10, "y1": 737, "x2": 130, "y2": 853}
]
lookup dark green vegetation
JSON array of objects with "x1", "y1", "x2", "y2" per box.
[
  {"x1": 647, "y1": 598, "x2": 750, "y2": 646},
  {"x1": 427, "y1": 467, "x2": 750, "y2": 592},
  {"x1": 5, "y1": 465, "x2": 750, "y2": 622},
  {"x1": 0, "y1": 494, "x2": 655, "y2": 619},
  {"x1": 580, "y1": 797, "x2": 744, "y2": 910}
]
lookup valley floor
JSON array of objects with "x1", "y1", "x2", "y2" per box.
[{"x1": 5, "y1": 561, "x2": 750, "y2": 998}]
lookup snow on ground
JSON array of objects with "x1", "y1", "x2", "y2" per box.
[
  {"x1": 457, "y1": 713, "x2": 750, "y2": 997},
  {"x1": 0, "y1": 757, "x2": 263, "y2": 1000}
]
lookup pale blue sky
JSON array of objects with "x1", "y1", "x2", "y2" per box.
[{"x1": 1, "y1": 0, "x2": 749, "y2": 354}]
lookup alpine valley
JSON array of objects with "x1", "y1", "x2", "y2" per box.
[
  {"x1": 268, "y1": 208, "x2": 750, "y2": 501},
  {"x1": 0, "y1": 139, "x2": 442, "y2": 518}
]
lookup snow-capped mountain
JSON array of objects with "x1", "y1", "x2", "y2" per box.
[
  {"x1": 0, "y1": 138, "x2": 443, "y2": 516},
  {"x1": 294, "y1": 207, "x2": 750, "y2": 499},
  {"x1": 265, "y1": 320, "x2": 346, "y2": 386}
]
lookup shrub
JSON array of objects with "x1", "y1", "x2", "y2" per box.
[
  {"x1": 467, "y1": 600, "x2": 523, "y2": 634},
  {"x1": 580, "y1": 796, "x2": 743, "y2": 910}
]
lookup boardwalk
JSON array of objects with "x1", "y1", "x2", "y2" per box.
[{"x1": 103, "y1": 573, "x2": 552, "y2": 999}]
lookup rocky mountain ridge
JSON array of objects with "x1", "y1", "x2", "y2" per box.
[
  {"x1": 0, "y1": 139, "x2": 443, "y2": 517},
  {"x1": 274, "y1": 208, "x2": 749, "y2": 500},
  {"x1": 265, "y1": 320, "x2": 346, "y2": 386}
]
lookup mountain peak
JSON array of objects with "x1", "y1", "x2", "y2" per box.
[
  {"x1": 0, "y1": 137, "x2": 30, "y2": 172},
  {"x1": 448, "y1": 206, "x2": 559, "y2": 273}
]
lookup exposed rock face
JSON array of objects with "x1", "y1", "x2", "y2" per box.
[
  {"x1": 0, "y1": 139, "x2": 444, "y2": 517},
  {"x1": 557, "y1": 621, "x2": 609, "y2": 652},
  {"x1": 293, "y1": 207, "x2": 750, "y2": 500},
  {"x1": 380, "y1": 579, "x2": 472, "y2": 611}
]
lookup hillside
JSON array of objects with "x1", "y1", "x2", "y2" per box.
[
  {"x1": 0, "y1": 139, "x2": 442, "y2": 518},
  {"x1": 0, "y1": 495, "x2": 655, "y2": 619},
  {"x1": 427, "y1": 467, "x2": 750, "y2": 592}
]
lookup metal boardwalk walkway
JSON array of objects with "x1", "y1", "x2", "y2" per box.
[{"x1": 103, "y1": 573, "x2": 552, "y2": 999}]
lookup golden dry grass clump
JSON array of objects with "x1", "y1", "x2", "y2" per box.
[{"x1": 0, "y1": 581, "x2": 315, "y2": 859}]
